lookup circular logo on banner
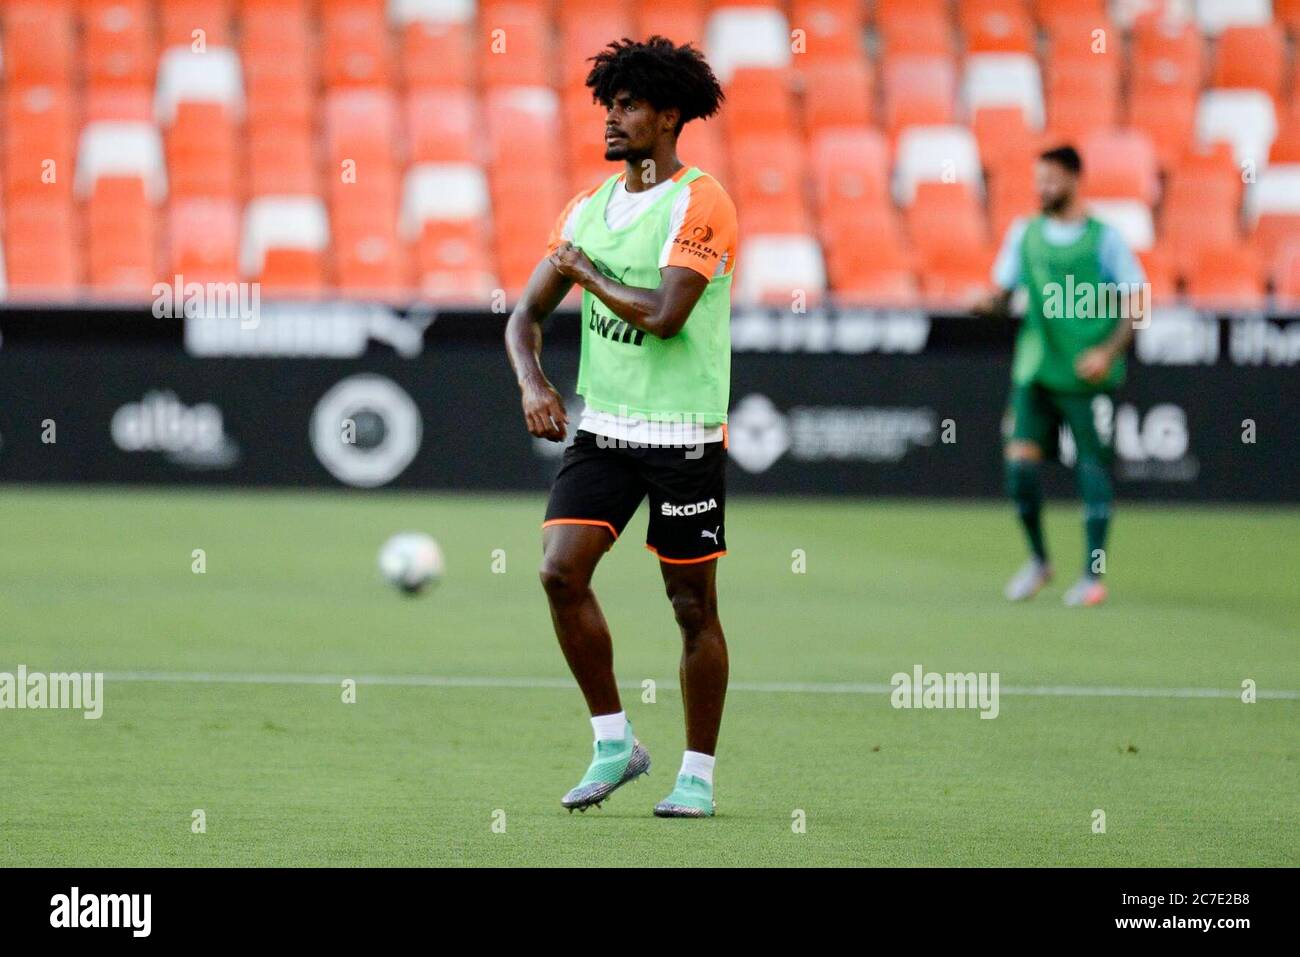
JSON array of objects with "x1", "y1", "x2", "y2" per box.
[
  {"x1": 310, "y1": 374, "x2": 422, "y2": 487},
  {"x1": 726, "y1": 394, "x2": 791, "y2": 474}
]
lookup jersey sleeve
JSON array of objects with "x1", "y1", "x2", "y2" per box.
[
  {"x1": 1097, "y1": 224, "x2": 1147, "y2": 286},
  {"x1": 991, "y1": 217, "x2": 1029, "y2": 291},
  {"x1": 660, "y1": 175, "x2": 738, "y2": 280},
  {"x1": 545, "y1": 185, "x2": 600, "y2": 255}
]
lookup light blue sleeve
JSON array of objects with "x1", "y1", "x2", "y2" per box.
[
  {"x1": 991, "y1": 218, "x2": 1028, "y2": 291},
  {"x1": 1097, "y1": 225, "x2": 1146, "y2": 286}
]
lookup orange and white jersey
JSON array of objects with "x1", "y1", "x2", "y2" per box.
[{"x1": 546, "y1": 166, "x2": 737, "y2": 281}]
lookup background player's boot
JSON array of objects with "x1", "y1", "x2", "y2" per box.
[
  {"x1": 1004, "y1": 559, "x2": 1053, "y2": 601},
  {"x1": 560, "y1": 724, "x2": 650, "y2": 812},
  {"x1": 653, "y1": 774, "x2": 715, "y2": 818},
  {"x1": 1063, "y1": 576, "x2": 1107, "y2": 607}
]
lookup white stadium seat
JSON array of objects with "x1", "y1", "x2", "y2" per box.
[
  {"x1": 154, "y1": 46, "x2": 244, "y2": 126},
  {"x1": 893, "y1": 125, "x2": 983, "y2": 205},
  {"x1": 735, "y1": 235, "x2": 826, "y2": 306},
  {"x1": 704, "y1": 6, "x2": 792, "y2": 85},
  {"x1": 1088, "y1": 199, "x2": 1156, "y2": 252},
  {"x1": 388, "y1": 0, "x2": 474, "y2": 25},
  {"x1": 399, "y1": 163, "x2": 490, "y2": 240},
  {"x1": 1195, "y1": 0, "x2": 1273, "y2": 35},
  {"x1": 963, "y1": 53, "x2": 1045, "y2": 129},
  {"x1": 1196, "y1": 89, "x2": 1277, "y2": 167},
  {"x1": 240, "y1": 196, "x2": 330, "y2": 277},
  {"x1": 74, "y1": 121, "x2": 168, "y2": 201},
  {"x1": 1245, "y1": 165, "x2": 1300, "y2": 225}
]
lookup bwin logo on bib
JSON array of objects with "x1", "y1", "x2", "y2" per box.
[{"x1": 661, "y1": 498, "x2": 718, "y2": 517}]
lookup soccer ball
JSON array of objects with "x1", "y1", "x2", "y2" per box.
[{"x1": 378, "y1": 532, "x2": 444, "y2": 595}]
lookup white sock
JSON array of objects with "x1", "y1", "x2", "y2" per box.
[
  {"x1": 590, "y1": 711, "x2": 627, "y2": 742},
  {"x1": 679, "y1": 750, "x2": 715, "y2": 784}
]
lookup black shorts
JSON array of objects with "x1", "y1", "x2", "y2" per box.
[{"x1": 543, "y1": 430, "x2": 727, "y2": 563}]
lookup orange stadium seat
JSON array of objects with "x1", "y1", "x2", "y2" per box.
[
  {"x1": 635, "y1": 0, "x2": 708, "y2": 47},
  {"x1": 83, "y1": 85, "x2": 153, "y2": 123},
  {"x1": 883, "y1": 56, "x2": 956, "y2": 137},
  {"x1": 799, "y1": 58, "x2": 874, "y2": 136},
  {"x1": 877, "y1": 10, "x2": 953, "y2": 61},
  {"x1": 4, "y1": 86, "x2": 77, "y2": 201},
  {"x1": 810, "y1": 128, "x2": 890, "y2": 217},
  {"x1": 168, "y1": 198, "x2": 240, "y2": 283},
  {"x1": 247, "y1": 125, "x2": 318, "y2": 196},
  {"x1": 1279, "y1": 0, "x2": 1300, "y2": 35},
  {"x1": 907, "y1": 183, "x2": 988, "y2": 264},
  {"x1": 1187, "y1": 246, "x2": 1265, "y2": 308},
  {"x1": 1131, "y1": 18, "x2": 1203, "y2": 98},
  {"x1": 789, "y1": 0, "x2": 865, "y2": 62},
  {"x1": 167, "y1": 102, "x2": 239, "y2": 199},
  {"x1": 479, "y1": 2, "x2": 552, "y2": 88},
  {"x1": 3, "y1": 1, "x2": 76, "y2": 87},
  {"x1": 4, "y1": 197, "x2": 79, "y2": 294},
  {"x1": 82, "y1": 0, "x2": 155, "y2": 92},
  {"x1": 1080, "y1": 130, "x2": 1159, "y2": 204},
  {"x1": 558, "y1": 7, "x2": 635, "y2": 88},
  {"x1": 921, "y1": 242, "x2": 995, "y2": 302},
  {"x1": 973, "y1": 106, "x2": 1041, "y2": 175},
  {"x1": 86, "y1": 176, "x2": 158, "y2": 295},
  {"x1": 724, "y1": 68, "x2": 799, "y2": 142},
  {"x1": 399, "y1": 17, "x2": 475, "y2": 89},
  {"x1": 333, "y1": 204, "x2": 409, "y2": 297},
  {"x1": 961, "y1": 0, "x2": 1035, "y2": 55},
  {"x1": 1272, "y1": 239, "x2": 1300, "y2": 306},
  {"x1": 875, "y1": 0, "x2": 947, "y2": 34},
  {"x1": 160, "y1": 0, "x2": 233, "y2": 49},
  {"x1": 729, "y1": 136, "x2": 812, "y2": 234},
  {"x1": 1046, "y1": 59, "x2": 1120, "y2": 147},
  {"x1": 407, "y1": 88, "x2": 479, "y2": 164},
  {"x1": 987, "y1": 158, "x2": 1038, "y2": 237},
  {"x1": 1211, "y1": 24, "x2": 1286, "y2": 101},
  {"x1": 823, "y1": 209, "x2": 918, "y2": 306},
  {"x1": 321, "y1": 1, "x2": 392, "y2": 89},
  {"x1": 1137, "y1": 246, "x2": 1177, "y2": 304},
  {"x1": 677, "y1": 117, "x2": 729, "y2": 184},
  {"x1": 1127, "y1": 90, "x2": 1198, "y2": 171}
]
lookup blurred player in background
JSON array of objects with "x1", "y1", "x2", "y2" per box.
[
  {"x1": 504, "y1": 38, "x2": 736, "y2": 817},
  {"x1": 975, "y1": 145, "x2": 1147, "y2": 607}
]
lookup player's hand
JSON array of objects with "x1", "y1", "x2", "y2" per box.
[
  {"x1": 1075, "y1": 346, "x2": 1114, "y2": 384},
  {"x1": 520, "y1": 378, "x2": 568, "y2": 441},
  {"x1": 548, "y1": 241, "x2": 597, "y2": 286}
]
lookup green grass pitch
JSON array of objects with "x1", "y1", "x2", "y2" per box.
[{"x1": 0, "y1": 486, "x2": 1296, "y2": 867}]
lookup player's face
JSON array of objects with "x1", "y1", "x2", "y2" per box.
[
  {"x1": 603, "y1": 91, "x2": 661, "y2": 163},
  {"x1": 1035, "y1": 160, "x2": 1077, "y2": 215}
]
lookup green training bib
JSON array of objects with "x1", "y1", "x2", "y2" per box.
[{"x1": 571, "y1": 167, "x2": 732, "y2": 424}]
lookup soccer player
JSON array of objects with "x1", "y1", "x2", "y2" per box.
[
  {"x1": 977, "y1": 145, "x2": 1147, "y2": 607},
  {"x1": 503, "y1": 38, "x2": 736, "y2": 817}
]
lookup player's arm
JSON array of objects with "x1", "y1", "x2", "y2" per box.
[
  {"x1": 1075, "y1": 228, "x2": 1147, "y2": 384},
  {"x1": 969, "y1": 219, "x2": 1028, "y2": 317},
  {"x1": 549, "y1": 241, "x2": 707, "y2": 340},
  {"x1": 504, "y1": 257, "x2": 574, "y2": 441}
]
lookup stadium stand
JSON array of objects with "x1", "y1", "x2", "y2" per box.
[{"x1": 0, "y1": 0, "x2": 1297, "y2": 307}]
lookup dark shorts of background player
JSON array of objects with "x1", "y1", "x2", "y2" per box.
[
  {"x1": 543, "y1": 429, "x2": 727, "y2": 563},
  {"x1": 1006, "y1": 382, "x2": 1115, "y2": 464}
]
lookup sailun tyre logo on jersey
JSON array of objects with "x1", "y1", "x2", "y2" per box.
[{"x1": 310, "y1": 374, "x2": 422, "y2": 488}]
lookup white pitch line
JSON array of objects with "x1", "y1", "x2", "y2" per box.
[{"x1": 101, "y1": 671, "x2": 1300, "y2": 701}]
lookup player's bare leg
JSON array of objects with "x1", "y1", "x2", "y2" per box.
[
  {"x1": 540, "y1": 523, "x2": 621, "y2": 715},
  {"x1": 1005, "y1": 440, "x2": 1054, "y2": 601},
  {"x1": 655, "y1": 558, "x2": 726, "y2": 817},
  {"x1": 541, "y1": 523, "x2": 650, "y2": 810}
]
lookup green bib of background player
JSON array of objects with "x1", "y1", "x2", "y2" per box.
[
  {"x1": 1013, "y1": 215, "x2": 1126, "y2": 393},
  {"x1": 572, "y1": 167, "x2": 732, "y2": 424}
]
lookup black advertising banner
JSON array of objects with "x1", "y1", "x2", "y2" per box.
[{"x1": 0, "y1": 307, "x2": 1295, "y2": 502}]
